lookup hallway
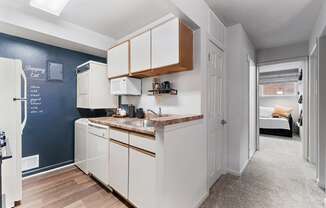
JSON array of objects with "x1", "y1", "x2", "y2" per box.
[{"x1": 201, "y1": 136, "x2": 325, "y2": 208}]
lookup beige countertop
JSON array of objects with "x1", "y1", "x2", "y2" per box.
[{"x1": 88, "y1": 114, "x2": 203, "y2": 136}]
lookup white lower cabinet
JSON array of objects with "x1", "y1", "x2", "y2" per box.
[
  {"x1": 108, "y1": 128, "x2": 157, "y2": 207},
  {"x1": 129, "y1": 147, "x2": 156, "y2": 208},
  {"x1": 109, "y1": 140, "x2": 129, "y2": 199}
]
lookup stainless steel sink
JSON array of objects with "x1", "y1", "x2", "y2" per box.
[{"x1": 124, "y1": 119, "x2": 155, "y2": 128}]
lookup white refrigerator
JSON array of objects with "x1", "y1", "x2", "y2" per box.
[{"x1": 0, "y1": 57, "x2": 27, "y2": 207}]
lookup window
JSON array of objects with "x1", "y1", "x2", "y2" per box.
[{"x1": 261, "y1": 82, "x2": 297, "y2": 96}]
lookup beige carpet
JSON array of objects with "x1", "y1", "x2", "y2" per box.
[{"x1": 201, "y1": 135, "x2": 325, "y2": 208}]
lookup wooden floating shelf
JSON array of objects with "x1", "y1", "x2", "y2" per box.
[{"x1": 148, "y1": 89, "x2": 178, "y2": 96}]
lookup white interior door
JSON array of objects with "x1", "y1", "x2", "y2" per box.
[
  {"x1": 248, "y1": 57, "x2": 257, "y2": 159},
  {"x1": 207, "y1": 41, "x2": 224, "y2": 188}
]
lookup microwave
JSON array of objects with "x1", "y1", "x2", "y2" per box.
[{"x1": 110, "y1": 77, "x2": 141, "y2": 95}]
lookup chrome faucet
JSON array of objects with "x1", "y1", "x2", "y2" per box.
[{"x1": 147, "y1": 107, "x2": 162, "y2": 117}]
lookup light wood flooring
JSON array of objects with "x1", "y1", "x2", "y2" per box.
[{"x1": 18, "y1": 166, "x2": 131, "y2": 208}]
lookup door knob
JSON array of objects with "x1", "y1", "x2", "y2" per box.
[{"x1": 221, "y1": 120, "x2": 227, "y2": 125}]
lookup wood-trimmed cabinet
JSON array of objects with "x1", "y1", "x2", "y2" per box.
[
  {"x1": 108, "y1": 128, "x2": 156, "y2": 208},
  {"x1": 130, "y1": 31, "x2": 151, "y2": 73},
  {"x1": 107, "y1": 41, "x2": 130, "y2": 79},
  {"x1": 107, "y1": 18, "x2": 193, "y2": 79}
]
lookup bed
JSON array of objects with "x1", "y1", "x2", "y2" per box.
[{"x1": 259, "y1": 107, "x2": 293, "y2": 137}]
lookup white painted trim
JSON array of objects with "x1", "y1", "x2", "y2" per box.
[
  {"x1": 193, "y1": 191, "x2": 209, "y2": 208},
  {"x1": 23, "y1": 163, "x2": 75, "y2": 180},
  {"x1": 227, "y1": 168, "x2": 241, "y2": 177},
  {"x1": 310, "y1": 43, "x2": 317, "y2": 56},
  {"x1": 316, "y1": 177, "x2": 326, "y2": 190},
  {"x1": 77, "y1": 61, "x2": 107, "y2": 69},
  {"x1": 240, "y1": 159, "x2": 250, "y2": 175},
  {"x1": 248, "y1": 55, "x2": 257, "y2": 160},
  {"x1": 226, "y1": 158, "x2": 249, "y2": 177}
]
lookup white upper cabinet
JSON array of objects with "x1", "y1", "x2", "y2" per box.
[
  {"x1": 109, "y1": 18, "x2": 193, "y2": 78},
  {"x1": 107, "y1": 41, "x2": 129, "y2": 78},
  {"x1": 130, "y1": 31, "x2": 151, "y2": 73},
  {"x1": 152, "y1": 18, "x2": 180, "y2": 69}
]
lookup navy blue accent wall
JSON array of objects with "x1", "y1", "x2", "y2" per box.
[{"x1": 0, "y1": 33, "x2": 106, "y2": 176}]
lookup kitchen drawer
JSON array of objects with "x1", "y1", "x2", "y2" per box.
[
  {"x1": 88, "y1": 123, "x2": 108, "y2": 138},
  {"x1": 110, "y1": 128, "x2": 129, "y2": 144},
  {"x1": 129, "y1": 132, "x2": 155, "y2": 153}
]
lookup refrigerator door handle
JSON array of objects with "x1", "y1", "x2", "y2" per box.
[{"x1": 21, "y1": 68, "x2": 27, "y2": 132}]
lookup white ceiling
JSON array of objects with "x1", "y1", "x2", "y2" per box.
[
  {"x1": 0, "y1": 0, "x2": 171, "y2": 40},
  {"x1": 205, "y1": 0, "x2": 324, "y2": 49},
  {"x1": 62, "y1": 0, "x2": 171, "y2": 39}
]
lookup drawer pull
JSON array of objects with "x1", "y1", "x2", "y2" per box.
[
  {"x1": 110, "y1": 139, "x2": 129, "y2": 148},
  {"x1": 130, "y1": 145, "x2": 155, "y2": 158},
  {"x1": 130, "y1": 132, "x2": 155, "y2": 140}
]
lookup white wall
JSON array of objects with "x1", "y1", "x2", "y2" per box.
[
  {"x1": 309, "y1": 1, "x2": 326, "y2": 51},
  {"x1": 256, "y1": 41, "x2": 309, "y2": 64},
  {"x1": 226, "y1": 24, "x2": 255, "y2": 175},
  {"x1": 317, "y1": 36, "x2": 326, "y2": 189}
]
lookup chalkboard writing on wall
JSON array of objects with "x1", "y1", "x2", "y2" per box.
[
  {"x1": 0, "y1": 32, "x2": 106, "y2": 176},
  {"x1": 25, "y1": 65, "x2": 46, "y2": 81},
  {"x1": 29, "y1": 85, "x2": 44, "y2": 114},
  {"x1": 25, "y1": 66, "x2": 45, "y2": 115}
]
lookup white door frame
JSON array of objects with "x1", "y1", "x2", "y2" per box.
[
  {"x1": 312, "y1": 37, "x2": 324, "y2": 189},
  {"x1": 248, "y1": 56, "x2": 257, "y2": 159}
]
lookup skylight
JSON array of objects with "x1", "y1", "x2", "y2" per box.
[{"x1": 30, "y1": 0, "x2": 71, "y2": 16}]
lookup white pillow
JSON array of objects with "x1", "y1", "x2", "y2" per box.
[{"x1": 260, "y1": 106, "x2": 274, "y2": 118}]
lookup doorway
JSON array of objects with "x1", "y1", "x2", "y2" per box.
[
  {"x1": 257, "y1": 61, "x2": 307, "y2": 151},
  {"x1": 207, "y1": 40, "x2": 225, "y2": 188},
  {"x1": 254, "y1": 59, "x2": 318, "y2": 181}
]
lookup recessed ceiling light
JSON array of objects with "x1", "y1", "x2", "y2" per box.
[{"x1": 30, "y1": 0, "x2": 71, "y2": 16}]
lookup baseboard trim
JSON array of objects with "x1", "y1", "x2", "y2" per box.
[
  {"x1": 240, "y1": 159, "x2": 249, "y2": 175},
  {"x1": 194, "y1": 191, "x2": 209, "y2": 208},
  {"x1": 227, "y1": 160, "x2": 250, "y2": 177},
  {"x1": 227, "y1": 168, "x2": 241, "y2": 176},
  {"x1": 317, "y1": 178, "x2": 326, "y2": 190},
  {"x1": 23, "y1": 162, "x2": 75, "y2": 180}
]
